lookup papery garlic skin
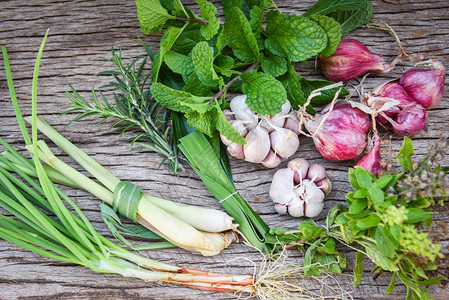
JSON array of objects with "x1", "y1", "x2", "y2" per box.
[
  {"x1": 229, "y1": 95, "x2": 258, "y2": 128},
  {"x1": 320, "y1": 39, "x2": 392, "y2": 82},
  {"x1": 399, "y1": 60, "x2": 446, "y2": 109},
  {"x1": 306, "y1": 104, "x2": 371, "y2": 161},
  {"x1": 269, "y1": 158, "x2": 331, "y2": 218},
  {"x1": 270, "y1": 128, "x2": 300, "y2": 159}
]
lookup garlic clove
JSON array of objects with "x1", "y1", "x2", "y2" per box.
[
  {"x1": 274, "y1": 203, "x2": 288, "y2": 215},
  {"x1": 270, "y1": 128, "x2": 300, "y2": 159},
  {"x1": 288, "y1": 198, "x2": 305, "y2": 217},
  {"x1": 262, "y1": 150, "x2": 282, "y2": 168},
  {"x1": 269, "y1": 168, "x2": 296, "y2": 206},
  {"x1": 303, "y1": 180, "x2": 325, "y2": 218},
  {"x1": 223, "y1": 109, "x2": 235, "y2": 121},
  {"x1": 304, "y1": 201, "x2": 325, "y2": 218},
  {"x1": 244, "y1": 126, "x2": 271, "y2": 163},
  {"x1": 287, "y1": 158, "x2": 309, "y2": 184},
  {"x1": 227, "y1": 143, "x2": 245, "y2": 159},
  {"x1": 283, "y1": 113, "x2": 300, "y2": 135},
  {"x1": 307, "y1": 164, "x2": 327, "y2": 182},
  {"x1": 229, "y1": 95, "x2": 258, "y2": 128},
  {"x1": 315, "y1": 177, "x2": 332, "y2": 196}
]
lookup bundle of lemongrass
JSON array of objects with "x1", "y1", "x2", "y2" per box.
[{"x1": 0, "y1": 40, "x2": 239, "y2": 257}]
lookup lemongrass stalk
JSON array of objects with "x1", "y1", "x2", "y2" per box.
[
  {"x1": 144, "y1": 195, "x2": 236, "y2": 232},
  {"x1": 29, "y1": 140, "x2": 233, "y2": 253}
]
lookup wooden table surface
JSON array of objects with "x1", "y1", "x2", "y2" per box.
[{"x1": 0, "y1": 0, "x2": 448, "y2": 299}]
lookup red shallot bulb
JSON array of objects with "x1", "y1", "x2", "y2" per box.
[
  {"x1": 320, "y1": 39, "x2": 393, "y2": 82},
  {"x1": 366, "y1": 81, "x2": 428, "y2": 136},
  {"x1": 306, "y1": 104, "x2": 371, "y2": 161},
  {"x1": 355, "y1": 134, "x2": 384, "y2": 177},
  {"x1": 399, "y1": 59, "x2": 446, "y2": 109}
]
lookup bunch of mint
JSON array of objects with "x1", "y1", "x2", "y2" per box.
[{"x1": 136, "y1": 0, "x2": 373, "y2": 143}]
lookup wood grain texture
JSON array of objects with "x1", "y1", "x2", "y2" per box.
[{"x1": 0, "y1": 0, "x2": 448, "y2": 299}]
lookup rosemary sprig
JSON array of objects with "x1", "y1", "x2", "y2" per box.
[{"x1": 63, "y1": 47, "x2": 180, "y2": 174}]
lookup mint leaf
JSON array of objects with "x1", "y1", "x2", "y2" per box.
[
  {"x1": 191, "y1": 42, "x2": 220, "y2": 87},
  {"x1": 151, "y1": 24, "x2": 187, "y2": 82},
  {"x1": 299, "y1": 77, "x2": 349, "y2": 107},
  {"x1": 355, "y1": 166, "x2": 372, "y2": 189},
  {"x1": 197, "y1": 0, "x2": 221, "y2": 40},
  {"x1": 185, "y1": 109, "x2": 215, "y2": 137},
  {"x1": 136, "y1": 0, "x2": 176, "y2": 34},
  {"x1": 265, "y1": 11, "x2": 328, "y2": 62},
  {"x1": 375, "y1": 226, "x2": 395, "y2": 258},
  {"x1": 224, "y1": 7, "x2": 260, "y2": 62},
  {"x1": 214, "y1": 55, "x2": 234, "y2": 72},
  {"x1": 240, "y1": 70, "x2": 287, "y2": 115},
  {"x1": 278, "y1": 65, "x2": 308, "y2": 111},
  {"x1": 397, "y1": 137, "x2": 414, "y2": 172},
  {"x1": 181, "y1": 55, "x2": 196, "y2": 82},
  {"x1": 304, "y1": 0, "x2": 373, "y2": 35},
  {"x1": 213, "y1": 106, "x2": 246, "y2": 145},
  {"x1": 327, "y1": 1, "x2": 373, "y2": 35},
  {"x1": 310, "y1": 15, "x2": 341, "y2": 56},
  {"x1": 249, "y1": 6, "x2": 263, "y2": 34},
  {"x1": 173, "y1": 27, "x2": 206, "y2": 55},
  {"x1": 160, "y1": 0, "x2": 188, "y2": 17},
  {"x1": 215, "y1": 28, "x2": 227, "y2": 50},
  {"x1": 164, "y1": 51, "x2": 186, "y2": 74},
  {"x1": 222, "y1": 0, "x2": 277, "y2": 19},
  {"x1": 182, "y1": 73, "x2": 212, "y2": 96},
  {"x1": 304, "y1": 0, "x2": 366, "y2": 16},
  {"x1": 150, "y1": 83, "x2": 210, "y2": 113},
  {"x1": 261, "y1": 51, "x2": 287, "y2": 77}
]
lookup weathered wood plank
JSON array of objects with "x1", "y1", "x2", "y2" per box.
[{"x1": 0, "y1": 0, "x2": 448, "y2": 299}]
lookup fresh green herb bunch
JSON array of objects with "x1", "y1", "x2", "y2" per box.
[
  {"x1": 136, "y1": 0, "x2": 372, "y2": 144},
  {"x1": 63, "y1": 48, "x2": 181, "y2": 174},
  {"x1": 267, "y1": 137, "x2": 446, "y2": 299}
]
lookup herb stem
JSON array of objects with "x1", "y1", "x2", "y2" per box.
[
  {"x1": 175, "y1": 17, "x2": 208, "y2": 24},
  {"x1": 208, "y1": 62, "x2": 259, "y2": 105}
]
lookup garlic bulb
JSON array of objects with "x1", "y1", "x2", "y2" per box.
[{"x1": 269, "y1": 158, "x2": 332, "y2": 218}]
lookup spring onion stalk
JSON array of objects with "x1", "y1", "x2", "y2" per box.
[
  {"x1": 1, "y1": 43, "x2": 238, "y2": 256},
  {"x1": 0, "y1": 39, "x2": 255, "y2": 293}
]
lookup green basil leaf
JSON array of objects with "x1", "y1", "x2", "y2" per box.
[
  {"x1": 223, "y1": 7, "x2": 260, "y2": 62},
  {"x1": 191, "y1": 41, "x2": 220, "y2": 87},
  {"x1": 240, "y1": 70, "x2": 287, "y2": 115},
  {"x1": 369, "y1": 184, "x2": 385, "y2": 205},
  {"x1": 355, "y1": 166, "x2": 372, "y2": 189},
  {"x1": 406, "y1": 208, "x2": 431, "y2": 224},
  {"x1": 353, "y1": 189, "x2": 369, "y2": 198},
  {"x1": 310, "y1": 15, "x2": 342, "y2": 56},
  {"x1": 375, "y1": 226, "x2": 395, "y2": 258},
  {"x1": 397, "y1": 137, "x2": 414, "y2": 172},
  {"x1": 136, "y1": 0, "x2": 177, "y2": 33},
  {"x1": 353, "y1": 251, "x2": 365, "y2": 286},
  {"x1": 385, "y1": 272, "x2": 396, "y2": 294},
  {"x1": 356, "y1": 214, "x2": 381, "y2": 230},
  {"x1": 348, "y1": 167, "x2": 361, "y2": 190},
  {"x1": 197, "y1": 0, "x2": 221, "y2": 40},
  {"x1": 348, "y1": 198, "x2": 367, "y2": 214},
  {"x1": 326, "y1": 204, "x2": 347, "y2": 227},
  {"x1": 374, "y1": 174, "x2": 393, "y2": 190},
  {"x1": 265, "y1": 11, "x2": 328, "y2": 62}
]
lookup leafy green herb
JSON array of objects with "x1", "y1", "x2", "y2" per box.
[
  {"x1": 268, "y1": 138, "x2": 446, "y2": 297},
  {"x1": 196, "y1": 0, "x2": 221, "y2": 40},
  {"x1": 136, "y1": 0, "x2": 176, "y2": 33},
  {"x1": 304, "y1": 0, "x2": 374, "y2": 35}
]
